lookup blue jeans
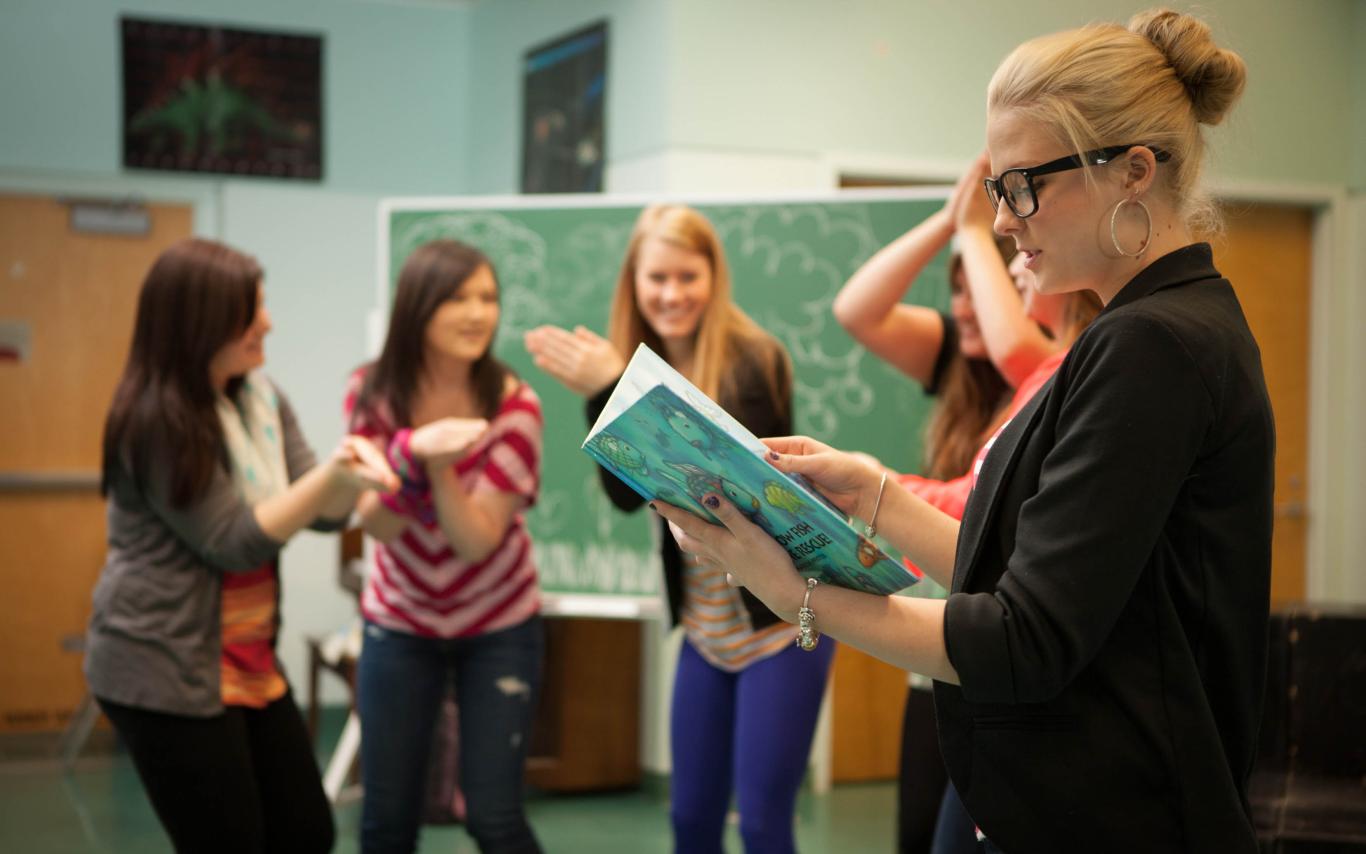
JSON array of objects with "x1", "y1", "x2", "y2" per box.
[
  {"x1": 357, "y1": 616, "x2": 544, "y2": 854},
  {"x1": 930, "y1": 781, "x2": 979, "y2": 854},
  {"x1": 670, "y1": 637, "x2": 837, "y2": 854}
]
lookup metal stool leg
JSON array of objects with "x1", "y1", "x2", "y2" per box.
[
  {"x1": 57, "y1": 693, "x2": 100, "y2": 772},
  {"x1": 322, "y1": 709, "x2": 362, "y2": 804}
]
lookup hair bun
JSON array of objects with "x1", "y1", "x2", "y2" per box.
[{"x1": 1128, "y1": 8, "x2": 1246, "y2": 125}]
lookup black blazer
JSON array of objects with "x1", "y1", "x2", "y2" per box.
[
  {"x1": 585, "y1": 339, "x2": 793, "y2": 629},
  {"x1": 935, "y1": 244, "x2": 1275, "y2": 853}
]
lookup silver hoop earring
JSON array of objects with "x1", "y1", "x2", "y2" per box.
[{"x1": 1110, "y1": 197, "x2": 1152, "y2": 258}]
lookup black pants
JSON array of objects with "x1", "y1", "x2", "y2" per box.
[
  {"x1": 898, "y1": 685, "x2": 950, "y2": 853},
  {"x1": 98, "y1": 691, "x2": 334, "y2": 854}
]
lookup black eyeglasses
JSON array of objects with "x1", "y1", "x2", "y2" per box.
[{"x1": 983, "y1": 144, "x2": 1171, "y2": 219}]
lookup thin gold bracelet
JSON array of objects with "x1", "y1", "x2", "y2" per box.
[{"x1": 796, "y1": 578, "x2": 820, "y2": 651}]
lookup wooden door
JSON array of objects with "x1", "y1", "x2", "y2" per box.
[
  {"x1": 1202, "y1": 203, "x2": 1312, "y2": 605},
  {"x1": 831, "y1": 642, "x2": 909, "y2": 781},
  {"x1": 0, "y1": 194, "x2": 192, "y2": 733}
]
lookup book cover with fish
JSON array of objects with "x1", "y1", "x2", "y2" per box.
[{"x1": 583, "y1": 344, "x2": 918, "y2": 596}]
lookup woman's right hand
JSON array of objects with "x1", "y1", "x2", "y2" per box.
[
  {"x1": 410, "y1": 417, "x2": 489, "y2": 468},
  {"x1": 333, "y1": 435, "x2": 401, "y2": 493},
  {"x1": 524, "y1": 324, "x2": 625, "y2": 398},
  {"x1": 762, "y1": 436, "x2": 883, "y2": 521}
]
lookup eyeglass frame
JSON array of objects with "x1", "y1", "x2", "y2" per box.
[{"x1": 983, "y1": 144, "x2": 1172, "y2": 219}]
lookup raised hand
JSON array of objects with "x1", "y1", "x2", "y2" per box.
[
  {"x1": 334, "y1": 435, "x2": 401, "y2": 493},
  {"x1": 761, "y1": 436, "x2": 883, "y2": 521},
  {"x1": 953, "y1": 151, "x2": 997, "y2": 233},
  {"x1": 409, "y1": 417, "x2": 489, "y2": 468},
  {"x1": 523, "y1": 324, "x2": 626, "y2": 398}
]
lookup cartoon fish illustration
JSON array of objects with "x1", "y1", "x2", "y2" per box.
[
  {"x1": 856, "y1": 535, "x2": 885, "y2": 568},
  {"x1": 594, "y1": 434, "x2": 649, "y2": 478},
  {"x1": 762, "y1": 480, "x2": 806, "y2": 514},
  {"x1": 719, "y1": 478, "x2": 762, "y2": 514},
  {"x1": 662, "y1": 406, "x2": 717, "y2": 456},
  {"x1": 665, "y1": 461, "x2": 723, "y2": 503}
]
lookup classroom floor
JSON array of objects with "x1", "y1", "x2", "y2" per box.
[{"x1": 0, "y1": 712, "x2": 898, "y2": 853}]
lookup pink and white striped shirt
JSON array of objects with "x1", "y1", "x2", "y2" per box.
[{"x1": 345, "y1": 368, "x2": 543, "y2": 638}]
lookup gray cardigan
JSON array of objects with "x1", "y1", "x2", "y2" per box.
[{"x1": 85, "y1": 387, "x2": 344, "y2": 717}]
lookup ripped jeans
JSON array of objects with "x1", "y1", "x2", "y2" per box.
[{"x1": 357, "y1": 616, "x2": 544, "y2": 854}]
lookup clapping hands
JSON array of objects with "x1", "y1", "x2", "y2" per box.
[
  {"x1": 524, "y1": 325, "x2": 626, "y2": 398},
  {"x1": 333, "y1": 435, "x2": 401, "y2": 493},
  {"x1": 409, "y1": 417, "x2": 489, "y2": 468}
]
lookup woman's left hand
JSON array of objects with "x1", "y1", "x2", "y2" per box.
[
  {"x1": 334, "y1": 435, "x2": 401, "y2": 493},
  {"x1": 652, "y1": 494, "x2": 808, "y2": 622},
  {"x1": 410, "y1": 417, "x2": 489, "y2": 468}
]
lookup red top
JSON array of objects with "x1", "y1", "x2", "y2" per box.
[
  {"x1": 220, "y1": 561, "x2": 286, "y2": 707},
  {"x1": 899, "y1": 348, "x2": 1068, "y2": 575},
  {"x1": 345, "y1": 368, "x2": 543, "y2": 638}
]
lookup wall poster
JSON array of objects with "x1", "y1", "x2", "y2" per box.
[
  {"x1": 121, "y1": 17, "x2": 323, "y2": 180},
  {"x1": 521, "y1": 21, "x2": 607, "y2": 194}
]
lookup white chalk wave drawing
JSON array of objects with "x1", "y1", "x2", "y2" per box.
[{"x1": 708, "y1": 204, "x2": 884, "y2": 438}]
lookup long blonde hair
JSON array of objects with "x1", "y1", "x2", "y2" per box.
[
  {"x1": 608, "y1": 204, "x2": 790, "y2": 415},
  {"x1": 987, "y1": 8, "x2": 1246, "y2": 232}
]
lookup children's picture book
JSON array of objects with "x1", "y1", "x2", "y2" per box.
[{"x1": 582, "y1": 344, "x2": 919, "y2": 596}]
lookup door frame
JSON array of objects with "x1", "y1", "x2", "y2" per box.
[{"x1": 0, "y1": 171, "x2": 220, "y2": 237}]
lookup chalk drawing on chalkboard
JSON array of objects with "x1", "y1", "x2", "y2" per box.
[
  {"x1": 712, "y1": 203, "x2": 885, "y2": 438},
  {"x1": 382, "y1": 191, "x2": 951, "y2": 606},
  {"x1": 393, "y1": 212, "x2": 556, "y2": 339}
]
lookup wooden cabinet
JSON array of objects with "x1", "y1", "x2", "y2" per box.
[{"x1": 527, "y1": 617, "x2": 641, "y2": 791}]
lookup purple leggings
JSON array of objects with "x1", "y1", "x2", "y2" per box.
[{"x1": 670, "y1": 636, "x2": 836, "y2": 854}]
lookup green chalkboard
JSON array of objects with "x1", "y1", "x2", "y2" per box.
[{"x1": 380, "y1": 192, "x2": 951, "y2": 612}]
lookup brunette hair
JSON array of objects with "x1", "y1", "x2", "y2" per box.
[
  {"x1": 923, "y1": 236, "x2": 1018, "y2": 480},
  {"x1": 101, "y1": 238, "x2": 261, "y2": 505},
  {"x1": 353, "y1": 239, "x2": 514, "y2": 428}
]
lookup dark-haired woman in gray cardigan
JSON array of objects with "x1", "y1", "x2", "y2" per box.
[{"x1": 86, "y1": 238, "x2": 397, "y2": 854}]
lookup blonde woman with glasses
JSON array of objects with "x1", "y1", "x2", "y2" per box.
[{"x1": 657, "y1": 10, "x2": 1272, "y2": 852}]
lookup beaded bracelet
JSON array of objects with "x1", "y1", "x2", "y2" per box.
[{"x1": 796, "y1": 578, "x2": 820, "y2": 652}]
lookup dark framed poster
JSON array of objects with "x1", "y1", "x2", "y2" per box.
[
  {"x1": 121, "y1": 17, "x2": 324, "y2": 180},
  {"x1": 521, "y1": 21, "x2": 607, "y2": 194}
]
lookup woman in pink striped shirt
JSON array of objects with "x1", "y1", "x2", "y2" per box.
[{"x1": 345, "y1": 240, "x2": 545, "y2": 854}]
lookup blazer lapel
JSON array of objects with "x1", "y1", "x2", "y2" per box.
[{"x1": 951, "y1": 376, "x2": 1055, "y2": 593}]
